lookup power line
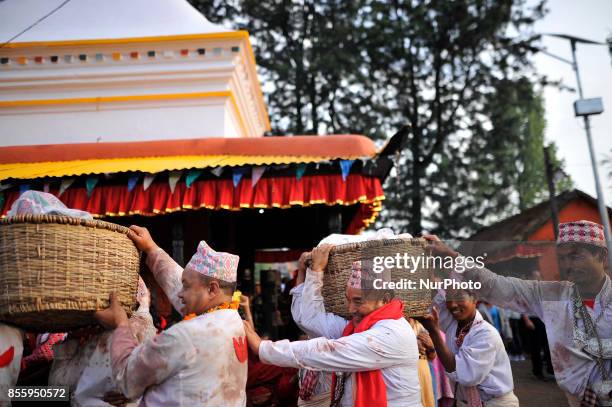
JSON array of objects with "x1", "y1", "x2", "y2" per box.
[{"x1": 0, "y1": 0, "x2": 72, "y2": 48}]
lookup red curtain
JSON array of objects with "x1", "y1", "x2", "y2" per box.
[{"x1": 2, "y1": 174, "x2": 384, "y2": 234}]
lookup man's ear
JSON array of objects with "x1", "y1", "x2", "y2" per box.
[{"x1": 208, "y1": 279, "x2": 221, "y2": 296}]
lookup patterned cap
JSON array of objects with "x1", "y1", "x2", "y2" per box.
[
  {"x1": 186, "y1": 241, "x2": 239, "y2": 283},
  {"x1": 346, "y1": 260, "x2": 390, "y2": 290},
  {"x1": 557, "y1": 220, "x2": 606, "y2": 249},
  {"x1": 347, "y1": 261, "x2": 363, "y2": 289}
]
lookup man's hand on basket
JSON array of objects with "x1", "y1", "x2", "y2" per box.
[
  {"x1": 94, "y1": 292, "x2": 129, "y2": 329},
  {"x1": 296, "y1": 251, "x2": 311, "y2": 284},
  {"x1": 127, "y1": 225, "x2": 159, "y2": 254},
  {"x1": 310, "y1": 244, "x2": 333, "y2": 273},
  {"x1": 422, "y1": 234, "x2": 459, "y2": 259},
  {"x1": 415, "y1": 307, "x2": 441, "y2": 334}
]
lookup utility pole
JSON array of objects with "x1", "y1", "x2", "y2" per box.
[
  {"x1": 568, "y1": 38, "x2": 612, "y2": 265},
  {"x1": 543, "y1": 146, "x2": 560, "y2": 239},
  {"x1": 540, "y1": 33, "x2": 612, "y2": 266}
]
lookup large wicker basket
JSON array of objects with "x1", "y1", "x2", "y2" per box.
[
  {"x1": 0, "y1": 215, "x2": 140, "y2": 332},
  {"x1": 321, "y1": 238, "x2": 432, "y2": 319}
]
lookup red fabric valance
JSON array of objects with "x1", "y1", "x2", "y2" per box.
[{"x1": 1, "y1": 174, "x2": 384, "y2": 234}]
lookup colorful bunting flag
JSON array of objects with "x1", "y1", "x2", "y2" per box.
[
  {"x1": 296, "y1": 163, "x2": 307, "y2": 181},
  {"x1": 232, "y1": 168, "x2": 247, "y2": 187},
  {"x1": 251, "y1": 166, "x2": 266, "y2": 187},
  {"x1": 143, "y1": 174, "x2": 156, "y2": 191},
  {"x1": 59, "y1": 178, "x2": 75, "y2": 197},
  {"x1": 86, "y1": 176, "x2": 98, "y2": 197},
  {"x1": 127, "y1": 175, "x2": 140, "y2": 192},
  {"x1": 43, "y1": 182, "x2": 51, "y2": 193},
  {"x1": 211, "y1": 167, "x2": 224, "y2": 177},
  {"x1": 186, "y1": 169, "x2": 203, "y2": 188},
  {"x1": 168, "y1": 171, "x2": 182, "y2": 193},
  {"x1": 340, "y1": 160, "x2": 355, "y2": 181}
]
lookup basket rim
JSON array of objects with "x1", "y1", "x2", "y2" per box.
[
  {"x1": 0, "y1": 214, "x2": 129, "y2": 234},
  {"x1": 329, "y1": 237, "x2": 427, "y2": 255}
]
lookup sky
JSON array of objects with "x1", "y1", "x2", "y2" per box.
[{"x1": 530, "y1": 0, "x2": 612, "y2": 204}]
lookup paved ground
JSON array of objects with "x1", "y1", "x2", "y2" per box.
[{"x1": 512, "y1": 360, "x2": 568, "y2": 406}]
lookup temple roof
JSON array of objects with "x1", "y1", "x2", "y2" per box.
[
  {"x1": 0, "y1": 0, "x2": 229, "y2": 45},
  {"x1": 0, "y1": 135, "x2": 378, "y2": 181}
]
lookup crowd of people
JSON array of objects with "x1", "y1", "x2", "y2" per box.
[{"x1": 0, "y1": 192, "x2": 610, "y2": 406}]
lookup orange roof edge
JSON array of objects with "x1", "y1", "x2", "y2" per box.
[{"x1": 0, "y1": 135, "x2": 376, "y2": 165}]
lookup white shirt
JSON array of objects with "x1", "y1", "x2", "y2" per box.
[
  {"x1": 434, "y1": 292, "x2": 514, "y2": 401},
  {"x1": 109, "y1": 248, "x2": 248, "y2": 407},
  {"x1": 278, "y1": 269, "x2": 422, "y2": 407},
  {"x1": 50, "y1": 283, "x2": 156, "y2": 407},
  {"x1": 112, "y1": 310, "x2": 247, "y2": 407},
  {"x1": 458, "y1": 267, "x2": 612, "y2": 398},
  {"x1": 0, "y1": 324, "x2": 23, "y2": 407}
]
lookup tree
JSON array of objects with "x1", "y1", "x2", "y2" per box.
[
  {"x1": 191, "y1": 0, "x2": 375, "y2": 135},
  {"x1": 191, "y1": 0, "x2": 572, "y2": 238},
  {"x1": 407, "y1": 77, "x2": 572, "y2": 237}
]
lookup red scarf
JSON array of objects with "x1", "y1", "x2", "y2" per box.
[{"x1": 330, "y1": 299, "x2": 404, "y2": 407}]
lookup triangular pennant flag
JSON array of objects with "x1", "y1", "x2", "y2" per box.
[
  {"x1": 43, "y1": 182, "x2": 51, "y2": 193},
  {"x1": 0, "y1": 183, "x2": 13, "y2": 192},
  {"x1": 211, "y1": 167, "x2": 224, "y2": 177},
  {"x1": 143, "y1": 174, "x2": 156, "y2": 191},
  {"x1": 19, "y1": 185, "x2": 30, "y2": 195},
  {"x1": 127, "y1": 175, "x2": 140, "y2": 192},
  {"x1": 59, "y1": 178, "x2": 75, "y2": 197},
  {"x1": 296, "y1": 163, "x2": 307, "y2": 181},
  {"x1": 86, "y1": 176, "x2": 98, "y2": 197},
  {"x1": 252, "y1": 166, "x2": 266, "y2": 187},
  {"x1": 186, "y1": 169, "x2": 203, "y2": 188},
  {"x1": 340, "y1": 160, "x2": 355, "y2": 181},
  {"x1": 232, "y1": 168, "x2": 246, "y2": 187},
  {"x1": 168, "y1": 171, "x2": 182, "y2": 193}
]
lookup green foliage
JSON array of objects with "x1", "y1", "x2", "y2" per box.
[{"x1": 190, "y1": 0, "x2": 572, "y2": 238}]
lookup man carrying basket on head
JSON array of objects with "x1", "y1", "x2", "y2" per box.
[
  {"x1": 242, "y1": 244, "x2": 422, "y2": 407},
  {"x1": 95, "y1": 226, "x2": 248, "y2": 406}
]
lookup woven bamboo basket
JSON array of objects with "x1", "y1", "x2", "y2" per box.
[
  {"x1": 0, "y1": 214, "x2": 140, "y2": 332},
  {"x1": 320, "y1": 238, "x2": 432, "y2": 319}
]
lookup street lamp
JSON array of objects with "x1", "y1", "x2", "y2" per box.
[{"x1": 539, "y1": 33, "x2": 612, "y2": 266}]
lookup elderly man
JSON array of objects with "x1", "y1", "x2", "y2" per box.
[
  {"x1": 243, "y1": 244, "x2": 422, "y2": 407},
  {"x1": 95, "y1": 226, "x2": 247, "y2": 406},
  {"x1": 426, "y1": 220, "x2": 611, "y2": 407}
]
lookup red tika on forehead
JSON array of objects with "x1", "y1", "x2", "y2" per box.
[{"x1": 557, "y1": 220, "x2": 606, "y2": 249}]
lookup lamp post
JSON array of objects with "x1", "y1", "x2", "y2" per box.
[{"x1": 534, "y1": 33, "x2": 612, "y2": 265}]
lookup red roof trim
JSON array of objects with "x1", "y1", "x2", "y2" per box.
[{"x1": 0, "y1": 135, "x2": 376, "y2": 164}]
